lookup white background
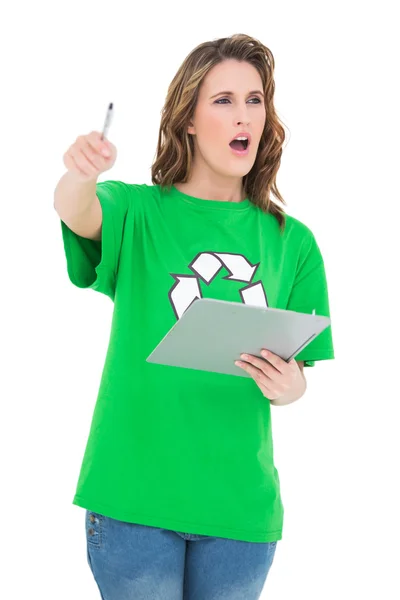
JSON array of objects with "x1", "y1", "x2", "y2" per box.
[{"x1": 2, "y1": 1, "x2": 399, "y2": 598}]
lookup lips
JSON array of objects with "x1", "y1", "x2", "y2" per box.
[{"x1": 229, "y1": 132, "x2": 252, "y2": 149}]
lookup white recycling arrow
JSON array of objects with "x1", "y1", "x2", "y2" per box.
[
  {"x1": 190, "y1": 253, "x2": 223, "y2": 283},
  {"x1": 240, "y1": 282, "x2": 268, "y2": 308},
  {"x1": 169, "y1": 252, "x2": 267, "y2": 319},
  {"x1": 169, "y1": 276, "x2": 201, "y2": 320},
  {"x1": 214, "y1": 253, "x2": 258, "y2": 282},
  {"x1": 190, "y1": 252, "x2": 258, "y2": 283}
]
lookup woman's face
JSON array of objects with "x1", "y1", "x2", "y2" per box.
[{"x1": 188, "y1": 59, "x2": 266, "y2": 179}]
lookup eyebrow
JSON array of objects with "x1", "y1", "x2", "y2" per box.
[{"x1": 210, "y1": 90, "x2": 264, "y2": 99}]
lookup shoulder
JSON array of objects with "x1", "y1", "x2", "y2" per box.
[
  {"x1": 282, "y1": 215, "x2": 327, "y2": 275},
  {"x1": 254, "y1": 205, "x2": 315, "y2": 242},
  {"x1": 283, "y1": 213, "x2": 322, "y2": 256},
  {"x1": 124, "y1": 182, "x2": 162, "y2": 204},
  {"x1": 97, "y1": 181, "x2": 153, "y2": 211},
  {"x1": 283, "y1": 213, "x2": 316, "y2": 241}
]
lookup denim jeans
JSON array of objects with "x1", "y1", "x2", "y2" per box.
[{"x1": 85, "y1": 510, "x2": 278, "y2": 600}]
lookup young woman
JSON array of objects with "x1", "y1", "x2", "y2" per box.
[{"x1": 55, "y1": 33, "x2": 334, "y2": 600}]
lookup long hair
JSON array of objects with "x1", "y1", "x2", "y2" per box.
[{"x1": 151, "y1": 33, "x2": 288, "y2": 233}]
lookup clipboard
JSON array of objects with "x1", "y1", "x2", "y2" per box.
[{"x1": 146, "y1": 298, "x2": 331, "y2": 378}]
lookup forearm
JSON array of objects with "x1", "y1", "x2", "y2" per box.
[
  {"x1": 54, "y1": 171, "x2": 98, "y2": 220},
  {"x1": 270, "y1": 375, "x2": 307, "y2": 406}
]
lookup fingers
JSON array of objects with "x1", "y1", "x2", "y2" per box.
[
  {"x1": 238, "y1": 353, "x2": 273, "y2": 377},
  {"x1": 235, "y1": 359, "x2": 267, "y2": 382},
  {"x1": 63, "y1": 130, "x2": 116, "y2": 181}
]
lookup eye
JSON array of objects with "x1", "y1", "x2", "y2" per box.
[{"x1": 214, "y1": 97, "x2": 261, "y2": 104}]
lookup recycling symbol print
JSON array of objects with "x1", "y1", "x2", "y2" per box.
[{"x1": 168, "y1": 251, "x2": 268, "y2": 320}]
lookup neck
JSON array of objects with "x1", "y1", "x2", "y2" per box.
[{"x1": 174, "y1": 169, "x2": 245, "y2": 203}]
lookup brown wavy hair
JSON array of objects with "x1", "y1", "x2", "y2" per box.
[{"x1": 151, "y1": 33, "x2": 288, "y2": 233}]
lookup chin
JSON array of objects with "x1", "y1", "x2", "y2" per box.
[{"x1": 226, "y1": 158, "x2": 255, "y2": 175}]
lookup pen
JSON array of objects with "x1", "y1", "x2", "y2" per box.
[{"x1": 101, "y1": 102, "x2": 113, "y2": 141}]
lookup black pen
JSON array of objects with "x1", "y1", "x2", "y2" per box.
[{"x1": 101, "y1": 102, "x2": 113, "y2": 141}]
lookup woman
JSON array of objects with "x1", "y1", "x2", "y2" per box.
[{"x1": 56, "y1": 33, "x2": 334, "y2": 600}]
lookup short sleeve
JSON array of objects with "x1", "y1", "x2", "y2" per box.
[
  {"x1": 286, "y1": 230, "x2": 335, "y2": 367},
  {"x1": 59, "y1": 179, "x2": 131, "y2": 301}
]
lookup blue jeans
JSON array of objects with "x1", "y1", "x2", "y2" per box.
[{"x1": 85, "y1": 510, "x2": 278, "y2": 599}]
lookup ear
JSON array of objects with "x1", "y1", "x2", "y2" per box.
[{"x1": 187, "y1": 120, "x2": 195, "y2": 136}]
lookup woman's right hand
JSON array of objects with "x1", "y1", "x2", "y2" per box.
[{"x1": 63, "y1": 130, "x2": 117, "y2": 183}]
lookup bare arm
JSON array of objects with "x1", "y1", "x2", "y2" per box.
[{"x1": 54, "y1": 171, "x2": 102, "y2": 241}]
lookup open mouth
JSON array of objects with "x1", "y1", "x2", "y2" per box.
[{"x1": 229, "y1": 139, "x2": 249, "y2": 151}]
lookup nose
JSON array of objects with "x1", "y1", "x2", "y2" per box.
[{"x1": 236, "y1": 115, "x2": 251, "y2": 126}]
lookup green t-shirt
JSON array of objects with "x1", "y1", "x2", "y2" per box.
[{"x1": 60, "y1": 180, "x2": 335, "y2": 543}]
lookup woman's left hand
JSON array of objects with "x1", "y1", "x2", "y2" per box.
[{"x1": 235, "y1": 349, "x2": 305, "y2": 401}]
